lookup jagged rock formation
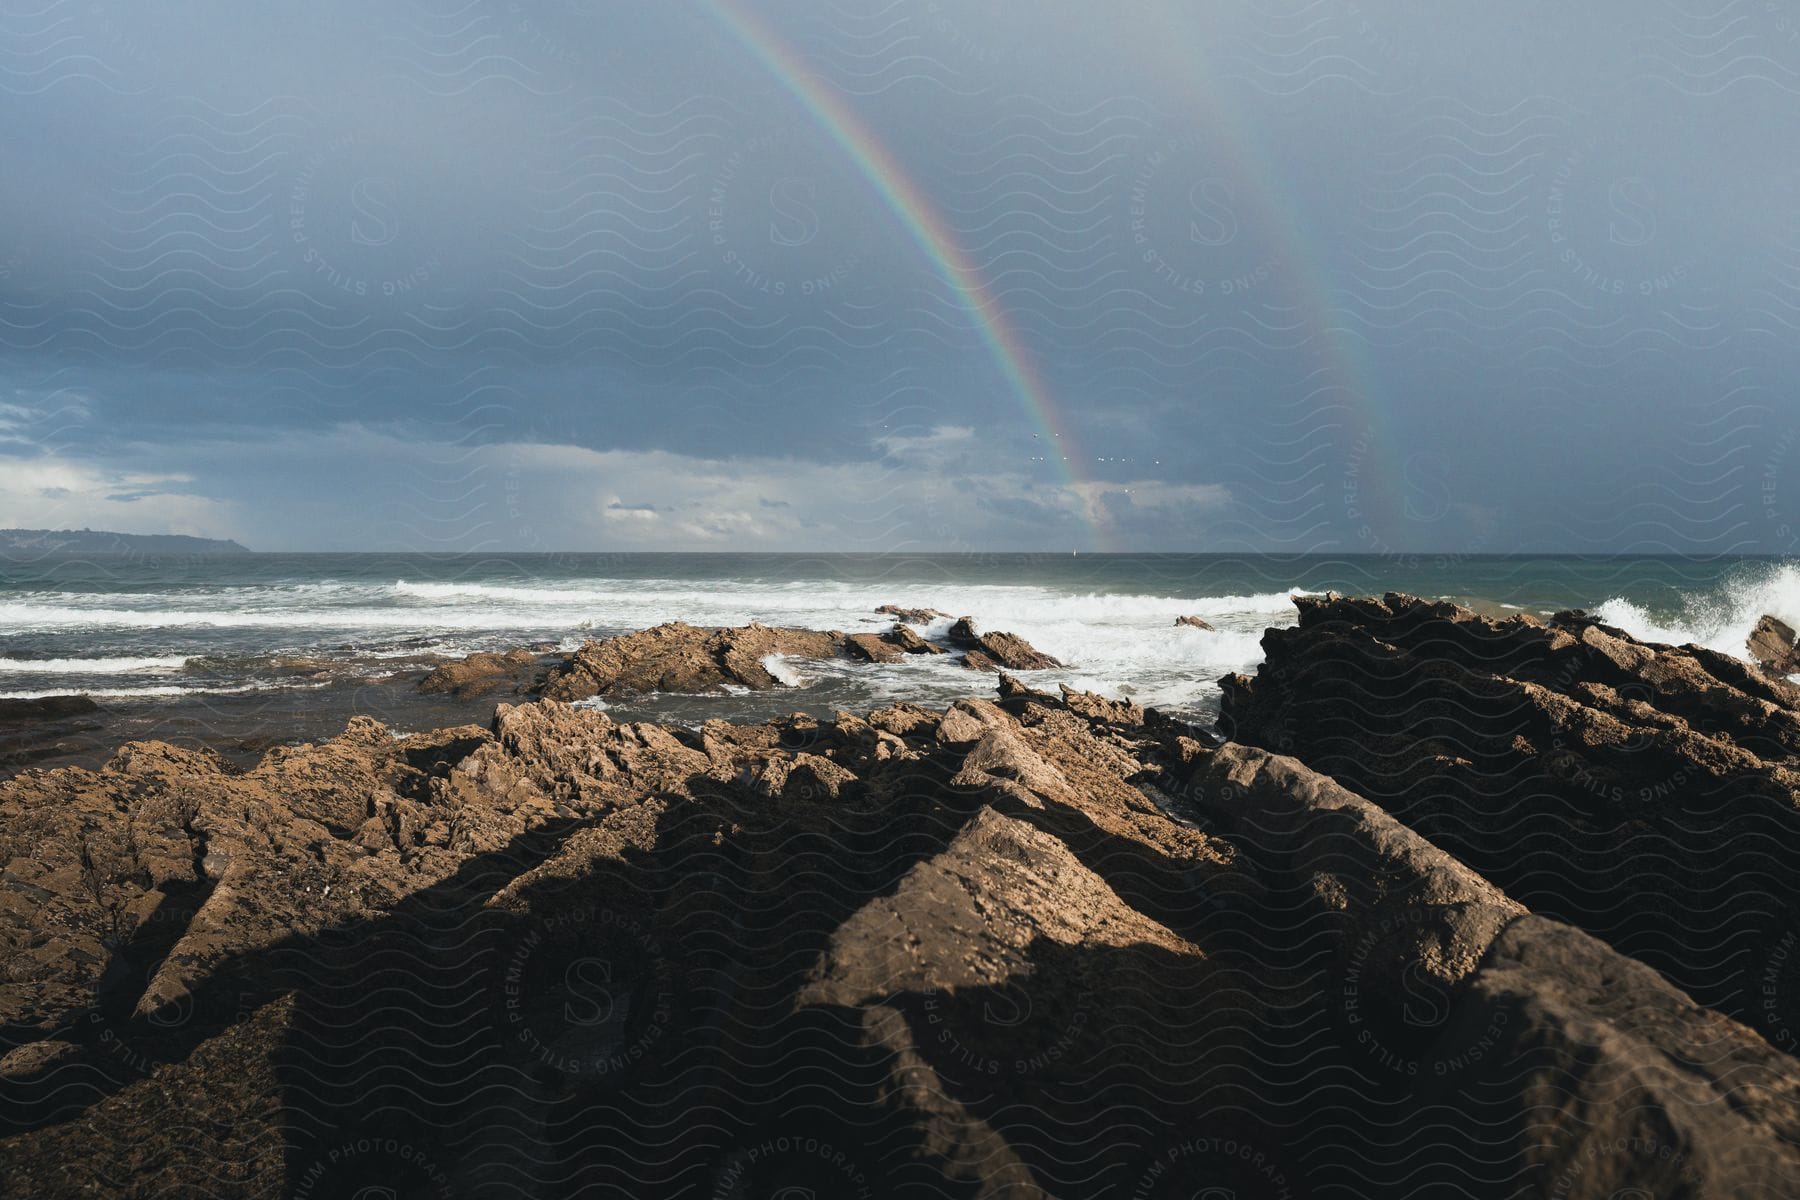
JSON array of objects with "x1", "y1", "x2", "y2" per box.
[
  {"x1": 875, "y1": 604, "x2": 948, "y2": 624},
  {"x1": 885, "y1": 623, "x2": 945, "y2": 655},
  {"x1": 844, "y1": 625, "x2": 948, "y2": 664},
  {"x1": 1221, "y1": 591, "x2": 1800, "y2": 1050},
  {"x1": 424, "y1": 619, "x2": 1053, "y2": 704},
  {"x1": 539, "y1": 621, "x2": 847, "y2": 699},
  {"x1": 947, "y1": 617, "x2": 1063, "y2": 672},
  {"x1": 5, "y1": 628, "x2": 1800, "y2": 1195},
  {"x1": 844, "y1": 632, "x2": 904, "y2": 663},
  {"x1": 1750, "y1": 614, "x2": 1800, "y2": 676}
]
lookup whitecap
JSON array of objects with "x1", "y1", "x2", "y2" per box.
[{"x1": 0, "y1": 655, "x2": 190, "y2": 674}]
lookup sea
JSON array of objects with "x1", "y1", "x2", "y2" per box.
[{"x1": 3, "y1": 553, "x2": 1797, "y2": 773}]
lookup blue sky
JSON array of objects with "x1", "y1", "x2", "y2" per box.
[{"x1": 1, "y1": 0, "x2": 1797, "y2": 552}]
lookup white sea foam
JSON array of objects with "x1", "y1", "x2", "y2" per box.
[
  {"x1": 0, "y1": 604, "x2": 559, "y2": 632},
  {"x1": 0, "y1": 655, "x2": 189, "y2": 674},
  {"x1": 760, "y1": 654, "x2": 810, "y2": 687},
  {"x1": 1594, "y1": 562, "x2": 1800, "y2": 659},
  {"x1": 0, "y1": 584, "x2": 1314, "y2": 636},
  {"x1": 395, "y1": 580, "x2": 637, "y2": 605},
  {"x1": 0, "y1": 682, "x2": 304, "y2": 700},
  {"x1": 0, "y1": 576, "x2": 1322, "y2": 715}
]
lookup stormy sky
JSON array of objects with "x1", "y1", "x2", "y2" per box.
[{"x1": 1, "y1": 0, "x2": 1797, "y2": 553}]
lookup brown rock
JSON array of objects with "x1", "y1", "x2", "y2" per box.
[
  {"x1": 796, "y1": 806, "x2": 1241, "y2": 1191},
  {"x1": 845, "y1": 632, "x2": 903, "y2": 663},
  {"x1": 1055, "y1": 683, "x2": 1143, "y2": 727},
  {"x1": 959, "y1": 648, "x2": 1000, "y2": 672},
  {"x1": 948, "y1": 617, "x2": 1062, "y2": 671},
  {"x1": 935, "y1": 697, "x2": 1011, "y2": 745},
  {"x1": 7, "y1": 638, "x2": 1800, "y2": 1195},
  {"x1": 950, "y1": 727, "x2": 1073, "y2": 801},
  {"x1": 1218, "y1": 589, "x2": 1800, "y2": 1045},
  {"x1": 784, "y1": 623, "x2": 946, "y2": 666},
  {"x1": 539, "y1": 621, "x2": 845, "y2": 699},
  {"x1": 887, "y1": 623, "x2": 946, "y2": 655},
  {"x1": 1413, "y1": 915, "x2": 1800, "y2": 1196},
  {"x1": 1197, "y1": 742, "x2": 1525, "y2": 994},
  {"x1": 750, "y1": 751, "x2": 859, "y2": 802},
  {"x1": 876, "y1": 604, "x2": 948, "y2": 624},
  {"x1": 1749, "y1": 614, "x2": 1800, "y2": 676},
  {"x1": 1, "y1": 997, "x2": 295, "y2": 1196},
  {"x1": 0, "y1": 718, "x2": 493, "y2": 1057},
  {"x1": 416, "y1": 647, "x2": 546, "y2": 699}
]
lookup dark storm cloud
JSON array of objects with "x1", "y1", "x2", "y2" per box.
[{"x1": 0, "y1": 0, "x2": 1793, "y2": 550}]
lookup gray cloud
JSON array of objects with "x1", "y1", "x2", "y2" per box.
[{"x1": 0, "y1": 0, "x2": 1791, "y2": 551}]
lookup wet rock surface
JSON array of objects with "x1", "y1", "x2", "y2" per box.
[
  {"x1": 886, "y1": 622, "x2": 946, "y2": 655},
  {"x1": 3, "y1": 602, "x2": 1800, "y2": 1196},
  {"x1": 0, "y1": 696, "x2": 107, "y2": 774},
  {"x1": 417, "y1": 648, "x2": 550, "y2": 699},
  {"x1": 1750, "y1": 614, "x2": 1800, "y2": 677},
  {"x1": 0, "y1": 696, "x2": 100, "y2": 722},
  {"x1": 845, "y1": 625, "x2": 947, "y2": 664},
  {"x1": 424, "y1": 618, "x2": 1047, "y2": 706},
  {"x1": 538, "y1": 621, "x2": 847, "y2": 699},
  {"x1": 876, "y1": 604, "x2": 949, "y2": 624},
  {"x1": 947, "y1": 617, "x2": 1063, "y2": 672}
]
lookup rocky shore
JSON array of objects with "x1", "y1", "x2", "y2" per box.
[
  {"x1": 413, "y1": 615, "x2": 1062, "y2": 705},
  {"x1": 4, "y1": 597, "x2": 1800, "y2": 1197}
]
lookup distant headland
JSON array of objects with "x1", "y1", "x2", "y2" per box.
[{"x1": 0, "y1": 528, "x2": 251, "y2": 557}]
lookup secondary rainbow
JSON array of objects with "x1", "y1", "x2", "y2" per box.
[
  {"x1": 1140, "y1": 4, "x2": 1407, "y2": 539},
  {"x1": 703, "y1": 1, "x2": 1113, "y2": 546}
]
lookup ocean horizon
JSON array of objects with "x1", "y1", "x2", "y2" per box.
[{"x1": 5, "y1": 550, "x2": 1796, "y2": 774}]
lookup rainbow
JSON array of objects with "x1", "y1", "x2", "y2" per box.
[
  {"x1": 1138, "y1": 4, "x2": 1407, "y2": 541},
  {"x1": 706, "y1": 2, "x2": 1412, "y2": 550},
  {"x1": 703, "y1": 1, "x2": 1114, "y2": 548}
]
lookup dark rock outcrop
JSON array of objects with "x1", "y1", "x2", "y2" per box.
[
  {"x1": 0, "y1": 696, "x2": 105, "y2": 773},
  {"x1": 845, "y1": 625, "x2": 947, "y2": 664},
  {"x1": 886, "y1": 622, "x2": 945, "y2": 655},
  {"x1": 1220, "y1": 590, "x2": 1800, "y2": 1046},
  {"x1": 417, "y1": 648, "x2": 548, "y2": 699},
  {"x1": 7, "y1": 640, "x2": 1800, "y2": 1194},
  {"x1": 0, "y1": 696, "x2": 99, "y2": 722},
  {"x1": 875, "y1": 604, "x2": 948, "y2": 624},
  {"x1": 1750, "y1": 614, "x2": 1800, "y2": 676},
  {"x1": 844, "y1": 632, "x2": 903, "y2": 663},
  {"x1": 422, "y1": 620, "x2": 967, "y2": 705},
  {"x1": 431, "y1": 615, "x2": 1071, "y2": 708},
  {"x1": 539, "y1": 621, "x2": 846, "y2": 699},
  {"x1": 947, "y1": 616, "x2": 1061, "y2": 671},
  {"x1": 1175, "y1": 614, "x2": 1214, "y2": 630}
]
